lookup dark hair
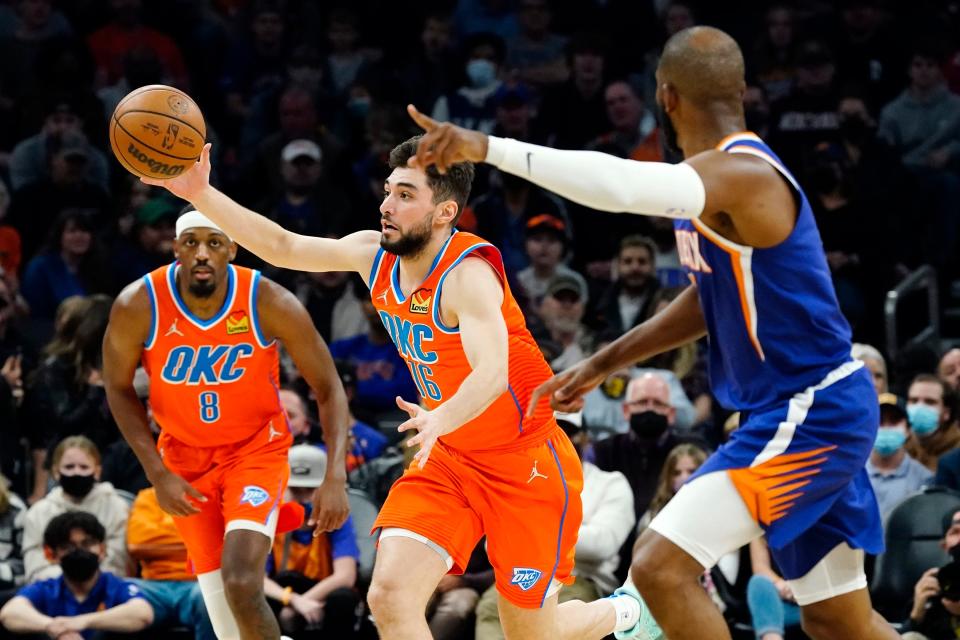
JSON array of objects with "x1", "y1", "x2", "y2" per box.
[
  {"x1": 45, "y1": 209, "x2": 95, "y2": 253},
  {"x1": 619, "y1": 234, "x2": 657, "y2": 261},
  {"x1": 911, "y1": 372, "x2": 959, "y2": 423},
  {"x1": 388, "y1": 135, "x2": 475, "y2": 226},
  {"x1": 910, "y1": 39, "x2": 947, "y2": 65},
  {"x1": 464, "y1": 32, "x2": 506, "y2": 64},
  {"x1": 43, "y1": 511, "x2": 105, "y2": 550}
]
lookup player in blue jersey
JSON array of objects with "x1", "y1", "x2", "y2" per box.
[{"x1": 406, "y1": 25, "x2": 898, "y2": 640}]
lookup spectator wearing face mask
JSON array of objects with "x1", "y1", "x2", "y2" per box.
[
  {"x1": 866, "y1": 393, "x2": 932, "y2": 520},
  {"x1": 905, "y1": 374, "x2": 960, "y2": 472},
  {"x1": 591, "y1": 372, "x2": 709, "y2": 523},
  {"x1": 21, "y1": 436, "x2": 130, "y2": 583},
  {"x1": 431, "y1": 32, "x2": 505, "y2": 135},
  {"x1": 0, "y1": 511, "x2": 152, "y2": 638}
]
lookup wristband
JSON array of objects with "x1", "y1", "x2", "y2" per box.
[{"x1": 281, "y1": 586, "x2": 293, "y2": 607}]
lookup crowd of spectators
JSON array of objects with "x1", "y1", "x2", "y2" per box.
[{"x1": 2, "y1": 0, "x2": 960, "y2": 638}]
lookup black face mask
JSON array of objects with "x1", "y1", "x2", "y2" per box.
[
  {"x1": 630, "y1": 410, "x2": 669, "y2": 440},
  {"x1": 60, "y1": 473, "x2": 96, "y2": 499},
  {"x1": 839, "y1": 116, "x2": 871, "y2": 146},
  {"x1": 655, "y1": 102, "x2": 681, "y2": 157},
  {"x1": 60, "y1": 548, "x2": 100, "y2": 582}
]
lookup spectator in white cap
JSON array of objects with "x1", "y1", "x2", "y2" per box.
[
  {"x1": 262, "y1": 445, "x2": 361, "y2": 637},
  {"x1": 255, "y1": 138, "x2": 351, "y2": 239},
  {"x1": 475, "y1": 410, "x2": 634, "y2": 639}
]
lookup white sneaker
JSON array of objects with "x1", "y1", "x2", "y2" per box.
[{"x1": 611, "y1": 579, "x2": 664, "y2": 640}]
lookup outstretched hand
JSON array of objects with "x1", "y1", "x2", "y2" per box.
[
  {"x1": 526, "y1": 359, "x2": 607, "y2": 417},
  {"x1": 140, "y1": 142, "x2": 213, "y2": 202},
  {"x1": 406, "y1": 105, "x2": 489, "y2": 173},
  {"x1": 396, "y1": 396, "x2": 450, "y2": 469}
]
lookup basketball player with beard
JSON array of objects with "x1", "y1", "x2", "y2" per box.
[
  {"x1": 103, "y1": 210, "x2": 352, "y2": 640},
  {"x1": 138, "y1": 138, "x2": 663, "y2": 639}
]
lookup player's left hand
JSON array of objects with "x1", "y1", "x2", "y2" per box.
[
  {"x1": 406, "y1": 105, "x2": 489, "y2": 174},
  {"x1": 396, "y1": 396, "x2": 448, "y2": 469},
  {"x1": 308, "y1": 478, "x2": 350, "y2": 536}
]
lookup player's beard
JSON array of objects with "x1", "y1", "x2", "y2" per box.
[
  {"x1": 188, "y1": 277, "x2": 217, "y2": 298},
  {"x1": 381, "y1": 215, "x2": 433, "y2": 258},
  {"x1": 656, "y1": 101, "x2": 682, "y2": 158}
]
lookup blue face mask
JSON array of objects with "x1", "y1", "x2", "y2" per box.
[
  {"x1": 874, "y1": 426, "x2": 907, "y2": 457},
  {"x1": 466, "y1": 59, "x2": 496, "y2": 88},
  {"x1": 908, "y1": 404, "x2": 940, "y2": 436}
]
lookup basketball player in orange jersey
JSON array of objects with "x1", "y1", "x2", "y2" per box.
[
  {"x1": 137, "y1": 139, "x2": 626, "y2": 639},
  {"x1": 102, "y1": 210, "x2": 352, "y2": 640}
]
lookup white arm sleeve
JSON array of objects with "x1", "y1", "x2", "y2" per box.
[{"x1": 485, "y1": 136, "x2": 706, "y2": 219}]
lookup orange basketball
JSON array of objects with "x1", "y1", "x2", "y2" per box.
[{"x1": 109, "y1": 85, "x2": 206, "y2": 180}]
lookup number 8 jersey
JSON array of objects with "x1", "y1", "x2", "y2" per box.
[
  {"x1": 141, "y1": 263, "x2": 284, "y2": 447},
  {"x1": 368, "y1": 230, "x2": 557, "y2": 452}
]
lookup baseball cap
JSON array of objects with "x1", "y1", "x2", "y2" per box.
[
  {"x1": 546, "y1": 273, "x2": 587, "y2": 301},
  {"x1": 282, "y1": 139, "x2": 322, "y2": 163},
  {"x1": 879, "y1": 392, "x2": 908, "y2": 424},
  {"x1": 288, "y1": 444, "x2": 327, "y2": 488},
  {"x1": 797, "y1": 41, "x2": 834, "y2": 68},
  {"x1": 136, "y1": 198, "x2": 179, "y2": 226},
  {"x1": 555, "y1": 410, "x2": 584, "y2": 436},
  {"x1": 494, "y1": 83, "x2": 532, "y2": 108},
  {"x1": 525, "y1": 213, "x2": 567, "y2": 240}
]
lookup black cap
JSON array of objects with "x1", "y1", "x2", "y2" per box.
[{"x1": 797, "y1": 41, "x2": 834, "y2": 67}]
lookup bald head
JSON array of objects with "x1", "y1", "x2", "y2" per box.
[{"x1": 658, "y1": 26, "x2": 745, "y2": 106}]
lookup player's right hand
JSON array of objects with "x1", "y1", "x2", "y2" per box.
[
  {"x1": 527, "y1": 359, "x2": 606, "y2": 417},
  {"x1": 140, "y1": 142, "x2": 212, "y2": 202},
  {"x1": 153, "y1": 470, "x2": 207, "y2": 517}
]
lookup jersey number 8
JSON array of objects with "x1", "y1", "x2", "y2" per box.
[{"x1": 199, "y1": 391, "x2": 220, "y2": 423}]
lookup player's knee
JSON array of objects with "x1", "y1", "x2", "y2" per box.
[
  {"x1": 220, "y1": 565, "x2": 262, "y2": 606},
  {"x1": 367, "y1": 576, "x2": 411, "y2": 624},
  {"x1": 630, "y1": 538, "x2": 694, "y2": 595}
]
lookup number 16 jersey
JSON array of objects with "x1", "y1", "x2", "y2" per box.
[
  {"x1": 368, "y1": 230, "x2": 557, "y2": 453},
  {"x1": 141, "y1": 263, "x2": 284, "y2": 447}
]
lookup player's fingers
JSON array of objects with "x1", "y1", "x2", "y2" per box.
[
  {"x1": 526, "y1": 377, "x2": 562, "y2": 417},
  {"x1": 552, "y1": 396, "x2": 585, "y2": 413},
  {"x1": 395, "y1": 396, "x2": 420, "y2": 416},
  {"x1": 199, "y1": 142, "x2": 213, "y2": 166},
  {"x1": 432, "y1": 130, "x2": 456, "y2": 174},
  {"x1": 139, "y1": 177, "x2": 164, "y2": 187},
  {"x1": 405, "y1": 432, "x2": 423, "y2": 447},
  {"x1": 184, "y1": 483, "x2": 208, "y2": 502},
  {"x1": 407, "y1": 104, "x2": 438, "y2": 132}
]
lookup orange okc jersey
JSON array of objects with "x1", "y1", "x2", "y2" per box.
[
  {"x1": 369, "y1": 230, "x2": 555, "y2": 451},
  {"x1": 141, "y1": 263, "x2": 283, "y2": 447}
]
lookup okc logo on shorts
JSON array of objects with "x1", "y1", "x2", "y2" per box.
[
  {"x1": 240, "y1": 485, "x2": 270, "y2": 507},
  {"x1": 510, "y1": 567, "x2": 543, "y2": 592}
]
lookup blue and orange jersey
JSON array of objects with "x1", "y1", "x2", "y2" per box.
[
  {"x1": 141, "y1": 263, "x2": 285, "y2": 447},
  {"x1": 368, "y1": 230, "x2": 556, "y2": 452},
  {"x1": 673, "y1": 132, "x2": 852, "y2": 410}
]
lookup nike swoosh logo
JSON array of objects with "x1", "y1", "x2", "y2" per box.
[{"x1": 526, "y1": 152, "x2": 532, "y2": 175}]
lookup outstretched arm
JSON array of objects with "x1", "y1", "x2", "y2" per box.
[
  {"x1": 406, "y1": 105, "x2": 797, "y2": 248},
  {"x1": 397, "y1": 257, "x2": 508, "y2": 467},
  {"x1": 142, "y1": 144, "x2": 381, "y2": 273},
  {"x1": 258, "y1": 278, "x2": 351, "y2": 533},
  {"x1": 528, "y1": 284, "x2": 706, "y2": 415}
]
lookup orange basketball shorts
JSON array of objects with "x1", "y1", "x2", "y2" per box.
[
  {"x1": 157, "y1": 414, "x2": 292, "y2": 574},
  {"x1": 373, "y1": 426, "x2": 583, "y2": 609}
]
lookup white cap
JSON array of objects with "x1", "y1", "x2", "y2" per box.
[
  {"x1": 281, "y1": 139, "x2": 322, "y2": 163},
  {"x1": 175, "y1": 210, "x2": 230, "y2": 241},
  {"x1": 288, "y1": 444, "x2": 327, "y2": 488},
  {"x1": 554, "y1": 410, "x2": 583, "y2": 429}
]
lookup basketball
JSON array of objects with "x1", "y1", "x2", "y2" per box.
[{"x1": 109, "y1": 85, "x2": 206, "y2": 180}]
